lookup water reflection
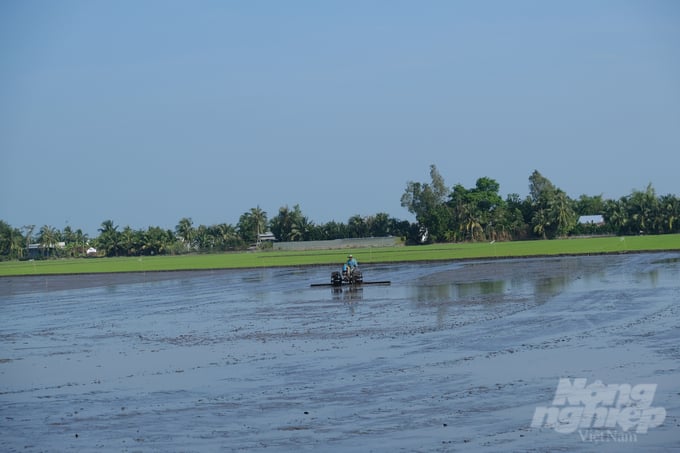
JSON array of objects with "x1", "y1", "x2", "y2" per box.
[
  {"x1": 457, "y1": 280, "x2": 505, "y2": 297},
  {"x1": 635, "y1": 269, "x2": 659, "y2": 287},
  {"x1": 331, "y1": 287, "x2": 363, "y2": 315},
  {"x1": 412, "y1": 280, "x2": 506, "y2": 304},
  {"x1": 404, "y1": 253, "x2": 680, "y2": 329},
  {"x1": 412, "y1": 284, "x2": 455, "y2": 303},
  {"x1": 331, "y1": 287, "x2": 363, "y2": 303},
  {"x1": 408, "y1": 267, "x2": 583, "y2": 327},
  {"x1": 241, "y1": 271, "x2": 267, "y2": 283},
  {"x1": 533, "y1": 275, "x2": 570, "y2": 305}
]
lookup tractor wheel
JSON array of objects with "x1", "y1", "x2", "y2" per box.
[{"x1": 331, "y1": 271, "x2": 343, "y2": 286}]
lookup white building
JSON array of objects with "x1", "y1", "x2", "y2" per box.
[{"x1": 578, "y1": 215, "x2": 605, "y2": 225}]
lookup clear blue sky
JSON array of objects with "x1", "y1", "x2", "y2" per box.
[{"x1": 2, "y1": 1, "x2": 679, "y2": 236}]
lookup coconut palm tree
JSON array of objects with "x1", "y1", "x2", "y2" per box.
[
  {"x1": 194, "y1": 224, "x2": 215, "y2": 251},
  {"x1": 142, "y1": 226, "x2": 173, "y2": 255},
  {"x1": 9, "y1": 227, "x2": 25, "y2": 259},
  {"x1": 532, "y1": 209, "x2": 550, "y2": 239},
  {"x1": 627, "y1": 184, "x2": 658, "y2": 234},
  {"x1": 347, "y1": 215, "x2": 368, "y2": 239},
  {"x1": 38, "y1": 225, "x2": 59, "y2": 257},
  {"x1": 21, "y1": 224, "x2": 35, "y2": 257},
  {"x1": 175, "y1": 217, "x2": 195, "y2": 251},
  {"x1": 603, "y1": 198, "x2": 627, "y2": 235},
  {"x1": 237, "y1": 207, "x2": 268, "y2": 246},
  {"x1": 320, "y1": 221, "x2": 347, "y2": 240},
  {"x1": 270, "y1": 205, "x2": 295, "y2": 242},
  {"x1": 658, "y1": 194, "x2": 680, "y2": 234},
  {"x1": 0, "y1": 221, "x2": 26, "y2": 260},
  {"x1": 366, "y1": 212, "x2": 390, "y2": 237},
  {"x1": 292, "y1": 215, "x2": 314, "y2": 241},
  {"x1": 121, "y1": 226, "x2": 138, "y2": 256},
  {"x1": 213, "y1": 223, "x2": 240, "y2": 250},
  {"x1": 250, "y1": 206, "x2": 267, "y2": 238},
  {"x1": 73, "y1": 229, "x2": 88, "y2": 256},
  {"x1": 97, "y1": 220, "x2": 122, "y2": 257},
  {"x1": 549, "y1": 191, "x2": 576, "y2": 237}
]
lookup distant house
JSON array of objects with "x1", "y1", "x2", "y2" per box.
[
  {"x1": 27, "y1": 242, "x2": 66, "y2": 259},
  {"x1": 578, "y1": 215, "x2": 605, "y2": 226},
  {"x1": 248, "y1": 232, "x2": 277, "y2": 251},
  {"x1": 257, "y1": 232, "x2": 277, "y2": 242},
  {"x1": 27, "y1": 243, "x2": 42, "y2": 259}
]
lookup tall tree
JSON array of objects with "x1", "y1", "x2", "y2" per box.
[
  {"x1": 237, "y1": 206, "x2": 267, "y2": 245},
  {"x1": 9, "y1": 227, "x2": 24, "y2": 259},
  {"x1": 253, "y1": 207, "x2": 268, "y2": 242},
  {"x1": 448, "y1": 177, "x2": 505, "y2": 242},
  {"x1": 347, "y1": 215, "x2": 368, "y2": 238},
  {"x1": 270, "y1": 204, "x2": 303, "y2": 241},
  {"x1": 549, "y1": 191, "x2": 577, "y2": 237},
  {"x1": 574, "y1": 194, "x2": 605, "y2": 215},
  {"x1": 603, "y1": 197, "x2": 629, "y2": 235},
  {"x1": 121, "y1": 226, "x2": 139, "y2": 256},
  {"x1": 401, "y1": 164, "x2": 452, "y2": 242},
  {"x1": 270, "y1": 205, "x2": 293, "y2": 241},
  {"x1": 531, "y1": 208, "x2": 550, "y2": 239},
  {"x1": 143, "y1": 226, "x2": 174, "y2": 255},
  {"x1": 97, "y1": 220, "x2": 122, "y2": 257},
  {"x1": 658, "y1": 194, "x2": 680, "y2": 234},
  {"x1": 175, "y1": 217, "x2": 195, "y2": 251},
  {"x1": 529, "y1": 170, "x2": 557, "y2": 203},
  {"x1": 627, "y1": 184, "x2": 658, "y2": 234},
  {"x1": 212, "y1": 223, "x2": 240, "y2": 250},
  {"x1": 293, "y1": 215, "x2": 315, "y2": 241},
  {"x1": 22, "y1": 225, "x2": 35, "y2": 257},
  {"x1": 319, "y1": 220, "x2": 347, "y2": 240},
  {"x1": 505, "y1": 193, "x2": 531, "y2": 240},
  {"x1": 528, "y1": 171, "x2": 575, "y2": 238},
  {"x1": 194, "y1": 224, "x2": 214, "y2": 251},
  {"x1": 366, "y1": 212, "x2": 391, "y2": 237},
  {"x1": 73, "y1": 229, "x2": 88, "y2": 257},
  {"x1": 38, "y1": 225, "x2": 60, "y2": 257},
  {"x1": 0, "y1": 221, "x2": 26, "y2": 260}
]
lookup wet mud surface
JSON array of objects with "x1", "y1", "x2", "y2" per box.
[{"x1": 1, "y1": 254, "x2": 679, "y2": 451}]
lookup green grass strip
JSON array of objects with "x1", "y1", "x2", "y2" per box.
[{"x1": 1, "y1": 234, "x2": 679, "y2": 276}]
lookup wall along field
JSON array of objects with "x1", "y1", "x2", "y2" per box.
[{"x1": 0, "y1": 234, "x2": 679, "y2": 276}]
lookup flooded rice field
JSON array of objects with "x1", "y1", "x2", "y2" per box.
[{"x1": 1, "y1": 253, "x2": 679, "y2": 452}]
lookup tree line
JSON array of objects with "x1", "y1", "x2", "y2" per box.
[
  {"x1": 1, "y1": 166, "x2": 678, "y2": 260},
  {"x1": 0, "y1": 209, "x2": 415, "y2": 260},
  {"x1": 401, "y1": 166, "x2": 679, "y2": 242}
]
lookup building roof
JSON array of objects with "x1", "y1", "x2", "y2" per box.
[{"x1": 578, "y1": 215, "x2": 604, "y2": 224}]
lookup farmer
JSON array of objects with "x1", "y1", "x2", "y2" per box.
[{"x1": 343, "y1": 254, "x2": 358, "y2": 278}]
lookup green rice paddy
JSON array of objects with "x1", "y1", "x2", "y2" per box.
[{"x1": 1, "y1": 234, "x2": 679, "y2": 276}]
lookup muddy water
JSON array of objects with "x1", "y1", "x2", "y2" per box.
[{"x1": 1, "y1": 253, "x2": 679, "y2": 452}]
